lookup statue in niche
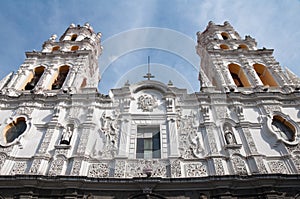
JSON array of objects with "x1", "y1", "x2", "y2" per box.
[
  {"x1": 100, "y1": 111, "x2": 119, "y2": 153},
  {"x1": 60, "y1": 125, "x2": 73, "y2": 145},
  {"x1": 224, "y1": 126, "x2": 236, "y2": 145}
]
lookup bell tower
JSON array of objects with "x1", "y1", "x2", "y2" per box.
[
  {"x1": 196, "y1": 21, "x2": 296, "y2": 92},
  {"x1": 1, "y1": 23, "x2": 102, "y2": 96}
]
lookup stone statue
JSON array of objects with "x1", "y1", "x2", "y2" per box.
[
  {"x1": 225, "y1": 127, "x2": 236, "y2": 145},
  {"x1": 60, "y1": 126, "x2": 73, "y2": 145}
]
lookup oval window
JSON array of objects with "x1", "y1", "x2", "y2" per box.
[{"x1": 4, "y1": 117, "x2": 27, "y2": 144}]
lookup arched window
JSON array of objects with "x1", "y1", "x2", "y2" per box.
[
  {"x1": 71, "y1": 46, "x2": 79, "y2": 51},
  {"x1": 253, "y1": 63, "x2": 278, "y2": 86},
  {"x1": 238, "y1": 44, "x2": 248, "y2": 50},
  {"x1": 4, "y1": 117, "x2": 27, "y2": 144},
  {"x1": 71, "y1": 34, "x2": 77, "y2": 41},
  {"x1": 52, "y1": 65, "x2": 70, "y2": 90},
  {"x1": 272, "y1": 115, "x2": 296, "y2": 142},
  {"x1": 52, "y1": 46, "x2": 60, "y2": 51},
  {"x1": 221, "y1": 32, "x2": 230, "y2": 40},
  {"x1": 220, "y1": 44, "x2": 229, "y2": 50},
  {"x1": 25, "y1": 66, "x2": 45, "y2": 90},
  {"x1": 228, "y1": 63, "x2": 251, "y2": 87}
]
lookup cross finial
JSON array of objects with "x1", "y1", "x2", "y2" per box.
[{"x1": 143, "y1": 56, "x2": 155, "y2": 80}]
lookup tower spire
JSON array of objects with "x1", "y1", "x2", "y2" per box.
[{"x1": 143, "y1": 56, "x2": 155, "y2": 80}]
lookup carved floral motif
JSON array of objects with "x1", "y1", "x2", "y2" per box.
[
  {"x1": 10, "y1": 161, "x2": 27, "y2": 175},
  {"x1": 125, "y1": 160, "x2": 167, "y2": 178},
  {"x1": 88, "y1": 163, "x2": 109, "y2": 178},
  {"x1": 70, "y1": 159, "x2": 82, "y2": 176},
  {"x1": 114, "y1": 160, "x2": 125, "y2": 177},
  {"x1": 213, "y1": 158, "x2": 225, "y2": 175},
  {"x1": 232, "y1": 155, "x2": 247, "y2": 175},
  {"x1": 268, "y1": 161, "x2": 287, "y2": 174},
  {"x1": 170, "y1": 159, "x2": 182, "y2": 177},
  {"x1": 185, "y1": 162, "x2": 207, "y2": 177},
  {"x1": 48, "y1": 157, "x2": 65, "y2": 176},
  {"x1": 29, "y1": 159, "x2": 41, "y2": 174}
]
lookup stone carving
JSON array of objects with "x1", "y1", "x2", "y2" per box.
[
  {"x1": 178, "y1": 112, "x2": 202, "y2": 159},
  {"x1": 77, "y1": 129, "x2": 89, "y2": 155},
  {"x1": 60, "y1": 125, "x2": 73, "y2": 145},
  {"x1": 185, "y1": 162, "x2": 207, "y2": 177},
  {"x1": 286, "y1": 144, "x2": 300, "y2": 154},
  {"x1": 268, "y1": 161, "x2": 287, "y2": 174},
  {"x1": 137, "y1": 94, "x2": 157, "y2": 112},
  {"x1": 29, "y1": 159, "x2": 41, "y2": 174},
  {"x1": 264, "y1": 105, "x2": 281, "y2": 115},
  {"x1": 231, "y1": 155, "x2": 247, "y2": 175},
  {"x1": 38, "y1": 129, "x2": 53, "y2": 154},
  {"x1": 235, "y1": 105, "x2": 244, "y2": 119},
  {"x1": 88, "y1": 163, "x2": 109, "y2": 178},
  {"x1": 242, "y1": 127, "x2": 258, "y2": 153},
  {"x1": 100, "y1": 111, "x2": 119, "y2": 158},
  {"x1": 213, "y1": 158, "x2": 225, "y2": 175},
  {"x1": 255, "y1": 157, "x2": 268, "y2": 174},
  {"x1": 2, "y1": 88, "x2": 21, "y2": 97},
  {"x1": 48, "y1": 157, "x2": 65, "y2": 176},
  {"x1": 224, "y1": 126, "x2": 237, "y2": 145},
  {"x1": 0, "y1": 153, "x2": 7, "y2": 171},
  {"x1": 114, "y1": 160, "x2": 125, "y2": 177},
  {"x1": 70, "y1": 159, "x2": 82, "y2": 176},
  {"x1": 125, "y1": 160, "x2": 167, "y2": 178},
  {"x1": 10, "y1": 161, "x2": 27, "y2": 175},
  {"x1": 214, "y1": 106, "x2": 229, "y2": 119},
  {"x1": 292, "y1": 156, "x2": 300, "y2": 172},
  {"x1": 201, "y1": 106, "x2": 209, "y2": 121},
  {"x1": 170, "y1": 159, "x2": 182, "y2": 177},
  {"x1": 12, "y1": 107, "x2": 33, "y2": 117},
  {"x1": 206, "y1": 126, "x2": 218, "y2": 154}
]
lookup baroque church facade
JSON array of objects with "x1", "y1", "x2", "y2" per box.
[{"x1": 0, "y1": 21, "x2": 299, "y2": 198}]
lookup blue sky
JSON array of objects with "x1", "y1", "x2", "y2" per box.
[{"x1": 0, "y1": 0, "x2": 299, "y2": 94}]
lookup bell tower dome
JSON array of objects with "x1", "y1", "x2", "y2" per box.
[
  {"x1": 1, "y1": 23, "x2": 102, "y2": 96},
  {"x1": 196, "y1": 21, "x2": 294, "y2": 93}
]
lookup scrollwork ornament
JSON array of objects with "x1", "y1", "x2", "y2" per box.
[{"x1": 137, "y1": 94, "x2": 157, "y2": 112}]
